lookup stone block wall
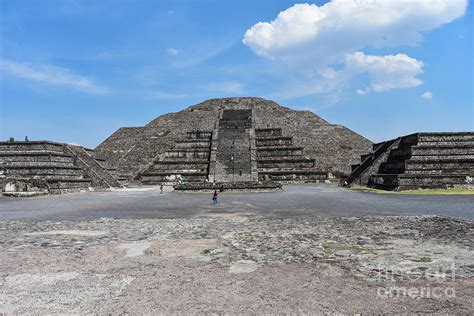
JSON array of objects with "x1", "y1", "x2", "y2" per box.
[
  {"x1": 0, "y1": 141, "x2": 121, "y2": 195},
  {"x1": 346, "y1": 132, "x2": 474, "y2": 190}
]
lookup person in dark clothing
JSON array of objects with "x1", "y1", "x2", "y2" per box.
[{"x1": 212, "y1": 190, "x2": 218, "y2": 204}]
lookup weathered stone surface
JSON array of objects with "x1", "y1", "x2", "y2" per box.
[
  {"x1": 95, "y1": 97, "x2": 373, "y2": 181},
  {"x1": 346, "y1": 132, "x2": 474, "y2": 190},
  {"x1": 0, "y1": 141, "x2": 122, "y2": 195},
  {"x1": 0, "y1": 215, "x2": 472, "y2": 313}
]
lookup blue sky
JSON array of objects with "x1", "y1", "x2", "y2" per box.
[{"x1": 1, "y1": 0, "x2": 472, "y2": 148}]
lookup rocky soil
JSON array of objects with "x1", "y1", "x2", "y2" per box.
[{"x1": 0, "y1": 214, "x2": 473, "y2": 313}]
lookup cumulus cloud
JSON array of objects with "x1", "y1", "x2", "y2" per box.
[
  {"x1": 0, "y1": 58, "x2": 109, "y2": 95},
  {"x1": 242, "y1": 0, "x2": 466, "y2": 97},
  {"x1": 422, "y1": 91, "x2": 433, "y2": 99},
  {"x1": 243, "y1": 0, "x2": 467, "y2": 63},
  {"x1": 345, "y1": 52, "x2": 424, "y2": 93}
]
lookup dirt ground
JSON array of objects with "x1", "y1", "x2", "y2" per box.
[{"x1": 0, "y1": 214, "x2": 473, "y2": 313}]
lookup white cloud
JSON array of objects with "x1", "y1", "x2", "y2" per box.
[
  {"x1": 243, "y1": 0, "x2": 467, "y2": 64},
  {"x1": 270, "y1": 52, "x2": 425, "y2": 99},
  {"x1": 0, "y1": 58, "x2": 109, "y2": 95},
  {"x1": 345, "y1": 52, "x2": 424, "y2": 93},
  {"x1": 166, "y1": 48, "x2": 179, "y2": 55},
  {"x1": 422, "y1": 91, "x2": 433, "y2": 99},
  {"x1": 242, "y1": 0, "x2": 466, "y2": 98}
]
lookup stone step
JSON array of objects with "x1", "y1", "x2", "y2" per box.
[
  {"x1": 153, "y1": 159, "x2": 209, "y2": 164},
  {"x1": 258, "y1": 170, "x2": 327, "y2": 181},
  {"x1": 369, "y1": 173, "x2": 472, "y2": 190},
  {"x1": 46, "y1": 178, "x2": 92, "y2": 191},
  {"x1": 417, "y1": 140, "x2": 474, "y2": 147},
  {"x1": 255, "y1": 136, "x2": 292, "y2": 141},
  {"x1": 417, "y1": 132, "x2": 474, "y2": 143},
  {"x1": 0, "y1": 149, "x2": 66, "y2": 155},
  {"x1": 407, "y1": 159, "x2": 474, "y2": 169},
  {"x1": 0, "y1": 141, "x2": 66, "y2": 153},
  {"x1": 147, "y1": 166, "x2": 208, "y2": 173},
  {"x1": 404, "y1": 169, "x2": 472, "y2": 175},
  {"x1": 219, "y1": 120, "x2": 252, "y2": 129},
  {"x1": 221, "y1": 109, "x2": 252, "y2": 120},
  {"x1": 176, "y1": 138, "x2": 212, "y2": 143},
  {"x1": 0, "y1": 161, "x2": 78, "y2": 168},
  {"x1": 258, "y1": 166, "x2": 318, "y2": 173},
  {"x1": 142, "y1": 171, "x2": 208, "y2": 176},
  {"x1": 255, "y1": 128, "x2": 282, "y2": 137},
  {"x1": 174, "y1": 181, "x2": 281, "y2": 191},
  {"x1": 0, "y1": 155, "x2": 74, "y2": 163},
  {"x1": 257, "y1": 155, "x2": 307, "y2": 161},
  {"x1": 141, "y1": 173, "x2": 208, "y2": 184},
  {"x1": 257, "y1": 147, "x2": 304, "y2": 157},
  {"x1": 257, "y1": 156, "x2": 314, "y2": 162},
  {"x1": 185, "y1": 131, "x2": 213, "y2": 140},
  {"x1": 256, "y1": 137, "x2": 293, "y2": 147},
  {"x1": 257, "y1": 159, "x2": 315, "y2": 169},
  {"x1": 0, "y1": 151, "x2": 72, "y2": 157},
  {"x1": 389, "y1": 154, "x2": 474, "y2": 162},
  {"x1": 381, "y1": 159, "x2": 474, "y2": 174},
  {"x1": 389, "y1": 145, "x2": 474, "y2": 159},
  {"x1": 165, "y1": 151, "x2": 210, "y2": 159},
  {"x1": 3, "y1": 167, "x2": 84, "y2": 177},
  {"x1": 174, "y1": 141, "x2": 211, "y2": 149},
  {"x1": 167, "y1": 147, "x2": 210, "y2": 152}
]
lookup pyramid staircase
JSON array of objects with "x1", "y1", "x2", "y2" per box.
[{"x1": 211, "y1": 109, "x2": 257, "y2": 183}]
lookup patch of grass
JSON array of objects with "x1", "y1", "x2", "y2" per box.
[
  {"x1": 411, "y1": 257, "x2": 432, "y2": 263},
  {"x1": 349, "y1": 186, "x2": 474, "y2": 195},
  {"x1": 321, "y1": 241, "x2": 334, "y2": 255},
  {"x1": 200, "y1": 248, "x2": 213, "y2": 255}
]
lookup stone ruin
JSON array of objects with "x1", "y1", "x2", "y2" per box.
[
  {"x1": 2, "y1": 97, "x2": 470, "y2": 194},
  {"x1": 0, "y1": 141, "x2": 122, "y2": 196},
  {"x1": 94, "y1": 97, "x2": 373, "y2": 189},
  {"x1": 345, "y1": 132, "x2": 474, "y2": 190}
]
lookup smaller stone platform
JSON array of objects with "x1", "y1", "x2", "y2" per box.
[
  {"x1": 0, "y1": 141, "x2": 122, "y2": 195},
  {"x1": 173, "y1": 181, "x2": 282, "y2": 192},
  {"x1": 345, "y1": 132, "x2": 474, "y2": 190}
]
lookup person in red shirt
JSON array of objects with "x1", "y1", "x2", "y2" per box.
[{"x1": 212, "y1": 190, "x2": 218, "y2": 204}]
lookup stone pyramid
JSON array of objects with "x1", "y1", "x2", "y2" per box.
[{"x1": 95, "y1": 97, "x2": 373, "y2": 184}]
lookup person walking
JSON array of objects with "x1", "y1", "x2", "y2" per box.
[
  {"x1": 212, "y1": 190, "x2": 218, "y2": 204},
  {"x1": 160, "y1": 184, "x2": 164, "y2": 194}
]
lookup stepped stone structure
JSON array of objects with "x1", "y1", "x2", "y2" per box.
[
  {"x1": 0, "y1": 141, "x2": 122, "y2": 195},
  {"x1": 345, "y1": 132, "x2": 474, "y2": 190},
  {"x1": 95, "y1": 97, "x2": 372, "y2": 186}
]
